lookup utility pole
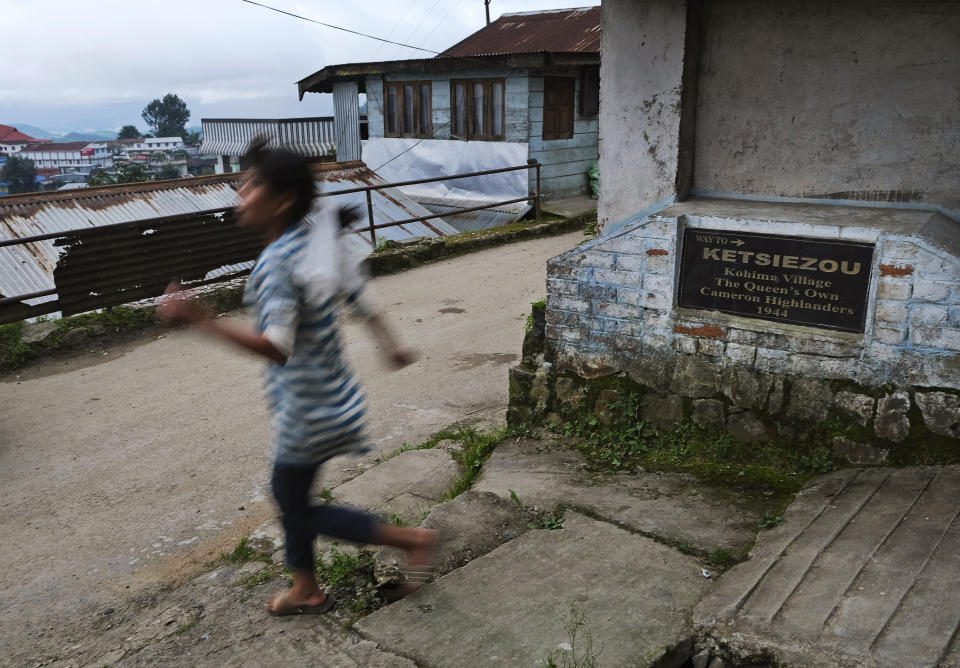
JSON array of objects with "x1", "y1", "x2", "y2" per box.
[{"x1": 485, "y1": 0, "x2": 491, "y2": 25}]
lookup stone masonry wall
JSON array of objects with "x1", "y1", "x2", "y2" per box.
[{"x1": 512, "y1": 200, "x2": 960, "y2": 451}]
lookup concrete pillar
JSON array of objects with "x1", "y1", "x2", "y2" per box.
[{"x1": 597, "y1": 0, "x2": 696, "y2": 230}]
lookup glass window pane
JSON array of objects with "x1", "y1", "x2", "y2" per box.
[
  {"x1": 387, "y1": 86, "x2": 398, "y2": 134},
  {"x1": 491, "y1": 82, "x2": 504, "y2": 137},
  {"x1": 420, "y1": 84, "x2": 431, "y2": 136},
  {"x1": 472, "y1": 82, "x2": 484, "y2": 136},
  {"x1": 454, "y1": 83, "x2": 467, "y2": 136},
  {"x1": 403, "y1": 85, "x2": 414, "y2": 135}
]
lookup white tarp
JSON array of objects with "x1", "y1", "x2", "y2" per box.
[{"x1": 362, "y1": 138, "x2": 529, "y2": 202}]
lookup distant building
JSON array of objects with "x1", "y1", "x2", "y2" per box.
[
  {"x1": 18, "y1": 142, "x2": 112, "y2": 174},
  {"x1": 0, "y1": 124, "x2": 49, "y2": 156},
  {"x1": 111, "y1": 136, "x2": 186, "y2": 160},
  {"x1": 199, "y1": 117, "x2": 336, "y2": 174}
]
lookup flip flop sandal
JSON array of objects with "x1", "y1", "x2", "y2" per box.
[{"x1": 267, "y1": 592, "x2": 336, "y2": 616}]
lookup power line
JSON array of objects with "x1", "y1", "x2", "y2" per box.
[
  {"x1": 370, "y1": 0, "x2": 422, "y2": 60},
  {"x1": 371, "y1": 121, "x2": 451, "y2": 172},
  {"x1": 390, "y1": 0, "x2": 446, "y2": 60},
  {"x1": 238, "y1": 0, "x2": 443, "y2": 55},
  {"x1": 420, "y1": 0, "x2": 467, "y2": 48}
]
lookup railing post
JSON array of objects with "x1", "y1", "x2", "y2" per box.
[
  {"x1": 365, "y1": 189, "x2": 376, "y2": 247},
  {"x1": 527, "y1": 158, "x2": 541, "y2": 220}
]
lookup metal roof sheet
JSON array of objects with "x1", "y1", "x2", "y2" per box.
[
  {"x1": 414, "y1": 196, "x2": 529, "y2": 232},
  {"x1": 0, "y1": 162, "x2": 454, "y2": 309},
  {"x1": 441, "y1": 6, "x2": 601, "y2": 57}
]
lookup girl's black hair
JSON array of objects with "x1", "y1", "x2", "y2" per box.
[
  {"x1": 243, "y1": 136, "x2": 316, "y2": 224},
  {"x1": 243, "y1": 136, "x2": 360, "y2": 230}
]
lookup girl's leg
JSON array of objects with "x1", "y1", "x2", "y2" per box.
[{"x1": 268, "y1": 462, "x2": 327, "y2": 609}]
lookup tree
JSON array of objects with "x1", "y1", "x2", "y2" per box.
[
  {"x1": 155, "y1": 164, "x2": 180, "y2": 180},
  {"x1": 87, "y1": 163, "x2": 153, "y2": 187},
  {"x1": 117, "y1": 125, "x2": 141, "y2": 139},
  {"x1": 1, "y1": 155, "x2": 38, "y2": 194},
  {"x1": 87, "y1": 171, "x2": 115, "y2": 187},
  {"x1": 115, "y1": 163, "x2": 151, "y2": 184},
  {"x1": 141, "y1": 93, "x2": 191, "y2": 139}
]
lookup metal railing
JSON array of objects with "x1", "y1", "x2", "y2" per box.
[{"x1": 0, "y1": 160, "x2": 541, "y2": 323}]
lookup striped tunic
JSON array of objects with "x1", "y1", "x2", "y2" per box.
[{"x1": 244, "y1": 216, "x2": 374, "y2": 465}]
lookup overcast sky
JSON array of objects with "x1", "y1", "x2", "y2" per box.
[{"x1": 0, "y1": 0, "x2": 600, "y2": 134}]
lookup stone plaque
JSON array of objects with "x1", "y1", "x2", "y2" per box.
[{"x1": 677, "y1": 227, "x2": 875, "y2": 333}]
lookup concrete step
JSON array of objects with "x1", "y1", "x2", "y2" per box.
[
  {"x1": 696, "y1": 466, "x2": 960, "y2": 668},
  {"x1": 473, "y1": 436, "x2": 761, "y2": 556},
  {"x1": 357, "y1": 511, "x2": 710, "y2": 668}
]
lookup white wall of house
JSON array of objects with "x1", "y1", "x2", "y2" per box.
[
  {"x1": 528, "y1": 70, "x2": 599, "y2": 200},
  {"x1": 18, "y1": 144, "x2": 113, "y2": 171}
]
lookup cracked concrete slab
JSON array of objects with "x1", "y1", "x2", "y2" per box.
[
  {"x1": 473, "y1": 436, "x2": 760, "y2": 556},
  {"x1": 356, "y1": 511, "x2": 710, "y2": 668},
  {"x1": 332, "y1": 449, "x2": 461, "y2": 524},
  {"x1": 695, "y1": 466, "x2": 960, "y2": 668}
]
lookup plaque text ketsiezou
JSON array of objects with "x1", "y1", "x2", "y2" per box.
[{"x1": 677, "y1": 228, "x2": 875, "y2": 333}]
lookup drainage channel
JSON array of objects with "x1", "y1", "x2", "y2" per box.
[{"x1": 657, "y1": 636, "x2": 781, "y2": 668}]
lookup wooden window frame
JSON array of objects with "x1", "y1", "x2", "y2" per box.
[
  {"x1": 384, "y1": 81, "x2": 433, "y2": 139},
  {"x1": 579, "y1": 66, "x2": 600, "y2": 118},
  {"x1": 450, "y1": 78, "x2": 506, "y2": 141},
  {"x1": 542, "y1": 77, "x2": 576, "y2": 141}
]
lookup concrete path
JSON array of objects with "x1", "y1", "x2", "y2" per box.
[
  {"x1": 0, "y1": 231, "x2": 583, "y2": 667},
  {"x1": 695, "y1": 466, "x2": 960, "y2": 667}
]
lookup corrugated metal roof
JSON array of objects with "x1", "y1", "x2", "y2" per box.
[
  {"x1": 0, "y1": 161, "x2": 454, "y2": 309},
  {"x1": 441, "y1": 6, "x2": 601, "y2": 57},
  {"x1": 414, "y1": 196, "x2": 530, "y2": 232}
]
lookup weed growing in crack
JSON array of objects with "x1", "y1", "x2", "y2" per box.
[
  {"x1": 241, "y1": 567, "x2": 278, "y2": 589},
  {"x1": 220, "y1": 537, "x2": 271, "y2": 564},
  {"x1": 315, "y1": 545, "x2": 369, "y2": 588},
  {"x1": 564, "y1": 391, "x2": 655, "y2": 470},
  {"x1": 312, "y1": 545, "x2": 385, "y2": 616},
  {"x1": 543, "y1": 602, "x2": 602, "y2": 668},
  {"x1": 759, "y1": 511, "x2": 784, "y2": 530},
  {"x1": 509, "y1": 489, "x2": 565, "y2": 530},
  {"x1": 708, "y1": 548, "x2": 737, "y2": 570},
  {"x1": 442, "y1": 425, "x2": 514, "y2": 500},
  {"x1": 565, "y1": 390, "x2": 835, "y2": 496}
]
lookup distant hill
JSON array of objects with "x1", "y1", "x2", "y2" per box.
[
  {"x1": 2, "y1": 124, "x2": 119, "y2": 142},
  {"x1": 55, "y1": 131, "x2": 117, "y2": 143},
  {"x1": 3, "y1": 123, "x2": 58, "y2": 139}
]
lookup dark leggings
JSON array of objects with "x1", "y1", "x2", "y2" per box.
[{"x1": 270, "y1": 461, "x2": 378, "y2": 571}]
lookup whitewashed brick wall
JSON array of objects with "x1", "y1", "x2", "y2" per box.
[{"x1": 545, "y1": 201, "x2": 960, "y2": 390}]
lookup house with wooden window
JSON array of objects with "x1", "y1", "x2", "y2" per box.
[{"x1": 296, "y1": 7, "x2": 601, "y2": 202}]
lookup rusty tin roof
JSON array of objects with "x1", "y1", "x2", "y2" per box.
[{"x1": 442, "y1": 6, "x2": 601, "y2": 57}]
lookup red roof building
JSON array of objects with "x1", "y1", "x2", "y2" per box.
[
  {"x1": 0, "y1": 124, "x2": 49, "y2": 157},
  {"x1": 0, "y1": 124, "x2": 37, "y2": 143}
]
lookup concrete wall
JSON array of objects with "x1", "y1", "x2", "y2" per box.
[
  {"x1": 597, "y1": 0, "x2": 690, "y2": 228},
  {"x1": 528, "y1": 71, "x2": 599, "y2": 199},
  {"x1": 693, "y1": 0, "x2": 960, "y2": 217},
  {"x1": 365, "y1": 70, "x2": 529, "y2": 143}
]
